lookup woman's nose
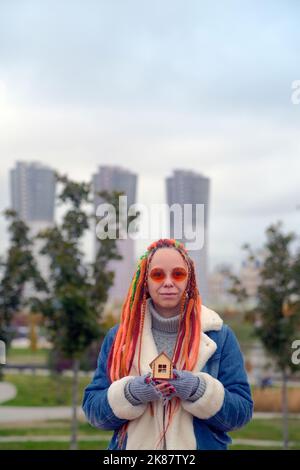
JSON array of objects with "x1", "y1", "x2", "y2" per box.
[{"x1": 162, "y1": 275, "x2": 174, "y2": 286}]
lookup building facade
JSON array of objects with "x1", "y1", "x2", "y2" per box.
[
  {"x1": 166, "y1": 169, "x2": 210, "y2": 304},
  {"x1": 10, "y1": 161, "x2": 56, "y2": 295},
  {"x1": 93, "y1": 165, "x2": 137, "y2": 306}
]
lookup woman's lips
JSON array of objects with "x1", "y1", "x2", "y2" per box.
[{"x1": 159, "y1": 293, "x2": 177, "y2": 296}]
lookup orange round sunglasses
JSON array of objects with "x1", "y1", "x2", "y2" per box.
[{"x1": 149, "y1": 267, "x2": 188, "y2": 283}]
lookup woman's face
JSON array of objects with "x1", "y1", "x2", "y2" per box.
[{"x1": 147, "y1": 248, "x2": 188, "y2": 315}]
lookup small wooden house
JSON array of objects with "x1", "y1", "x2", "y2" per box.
[{"x1": 149, "y1": 352, "x2": 173, "y2": 380}]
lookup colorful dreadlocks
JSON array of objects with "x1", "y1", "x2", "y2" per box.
[{"x1": 107, "y1": 238, "x2": 202, "y2": 449}]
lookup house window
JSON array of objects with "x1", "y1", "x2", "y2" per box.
[{"x1": 158, "y1": 364, "x2": 167, "y2": 373}]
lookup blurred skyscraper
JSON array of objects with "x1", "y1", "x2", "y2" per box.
[
  {"x1": 166, "y1": 169, "x2": 210, "y2": 304},
  {"x1": 10, "y1": 161, "x2": 56, "y2": 293},
  {"x1": 208, "y1": 264, "x2": 236, "y2": 310},
  {"x1": 239, "y1": 257, "x2": 261, "y2": 305},
  {"x1": 93, "y1": 165, "x2": 137, "y2": 306},
  {"x1": 10, "y1": 161, "x2": 55, "y2": 223}
]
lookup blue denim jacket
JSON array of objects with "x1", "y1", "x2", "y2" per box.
[{"x1": 82, "y1": 323, "x2": 253, "y2": 450}]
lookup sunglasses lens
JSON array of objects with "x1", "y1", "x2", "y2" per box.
[
  {"x1": 149, "y1": 268, "x2": 165, "y2": 282},
  {"x1": 172, "y1": 268, "x2": 188, "y2": 281},
  {"x1": 149, "y1": 267, "x2": 188, "y2": 283}
]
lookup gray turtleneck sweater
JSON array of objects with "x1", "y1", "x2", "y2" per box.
[
  {"x1": 149, "y1": 299, "x2": 180, "y2": 359},
  {"x1": 124, "y1": 299, "x2": 206, "y2": 405}
]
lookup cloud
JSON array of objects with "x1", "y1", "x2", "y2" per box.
[
  {"x1": 1, "y1": 0, "x2": 300, "y2": 115},
  {"x1": 0, "y1": 0, "x2": 300, "y2": 271}
]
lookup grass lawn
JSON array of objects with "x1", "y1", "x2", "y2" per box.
[
  {"x1": 229, "y1": 418, "x2": 300, "y2": 442},
  {"x1": 2, "y1": 418, "x2": 299, "y2": 442},
  {"x1": 3, "y1": 372, "x2": 300, "y2": 411},
  {"x1": 7, "y1": 348, "x2": 48, "y2": 365},
  {"x1": 0, "y1": 419, "x2": 111, "y2": 450},
  {"x1": 1, "y1": 373, "x2": 91, "y2": 406},
  {"x1": 0, "y1": 420, "x2": 111, "y2": 438},
  {"x1": 0, "y1": 441, "x2": 108, "y2": 450},
  {"x1": 1, "y1": 418, "x2": 300, "y2": 450},
  {"x1": 229, "y1": 444, "x2": 299, "y2": 450},
  {"x1": 1, "y1": 441, "x2": 299, "y2": 450},
  {"x1": 1, "y1": 373, "x2": 300, "y2": 450}
]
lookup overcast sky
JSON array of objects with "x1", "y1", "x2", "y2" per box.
[{"x1": 0, "y1": 0, "x2": 300, "y2": 271}]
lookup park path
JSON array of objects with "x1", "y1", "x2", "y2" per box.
[
  {"x1": 0, "y1": 406, "x2": 85, "y2": 423},
  {"x1": 1, "y1": 404, "x2": 300, "y2": 424},
  {"x1": 0, "y1": 382, "x2": 17, "y2": 404}
]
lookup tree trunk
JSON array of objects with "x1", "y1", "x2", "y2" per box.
[
  {"x1": 70, "y1": 358, "x2": 80, "y2": 450},
  {"x1": 282, "y1": 368, "x2": 289, "y2": 450}
]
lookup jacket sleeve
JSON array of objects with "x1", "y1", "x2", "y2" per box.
[
  {"x1": 82, "y1": 326, "x2": 147, "y2": 431},
  {"x1": 181, "y1": 325, "x2": 253, "y2": 432}
]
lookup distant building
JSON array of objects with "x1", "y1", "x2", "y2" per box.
[
  {"x1": 166, "y1": 169, "x2": 210, "y2": 303},
  {"x1": 208, "y1": 257, "x2": 262, "y2": 311},
  {"x1": 208, "y1": 263, "x2": 236, "y2": 310},
  {"x1": 240, "y1": 258, "x2": 261, "y2": 302},
  {"x1": 10, "y1": 161, "x2": 55, "y2": 223},
  {"x1": 10, "y1": 161, "x2": 56, "y2": 295},
  {"x1": 93, "y1": 165, "x2": 137, "y2": 305}
]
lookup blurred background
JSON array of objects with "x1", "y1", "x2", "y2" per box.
[{"x1": 0, "y1": 0, "x2": 300, "y2": 451}]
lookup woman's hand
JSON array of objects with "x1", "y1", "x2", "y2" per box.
[
  {"x1": 127, "y1": 373, "x2": 162, "y2": 404},
  {"x1": 153, "y1": 370, "x2": 200, "y2": 401},
  {"x1": 153, "y1": 380, "x2": 176, "y2": 401}
]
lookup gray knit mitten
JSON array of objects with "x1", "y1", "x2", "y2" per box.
[
  {"x1": 168, "y1": 370, "x2": 206, "y2": 401},
  {"x1": 125, "y1": 373, "x2": 162, "y2": 406}
]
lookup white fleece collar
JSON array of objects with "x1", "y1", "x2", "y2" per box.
[{"x1": 200, "y1": 304, "x2": 223, "y2": 332}]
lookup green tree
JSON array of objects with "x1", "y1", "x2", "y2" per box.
[
  {"x1": 35, "y1": 174, "x2": 131, "y2": 449},
  {"x1": 0, "y1": 210, "x2": 46, "y2": 379},
  {"x1": 231, "y1": 222, "x2": 300, "y2": 449}
]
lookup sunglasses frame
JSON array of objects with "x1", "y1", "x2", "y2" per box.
[{"x1": 148, "y1": 266, "x2": 189, "y2": 283}]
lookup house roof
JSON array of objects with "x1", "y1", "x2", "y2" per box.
[{"x1": 149, "y1": 351, "x2": 173, "y2": 367}]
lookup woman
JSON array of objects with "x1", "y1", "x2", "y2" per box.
[{"x1": 82, "y1": 239, "x2": 253, "y2": 450}]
